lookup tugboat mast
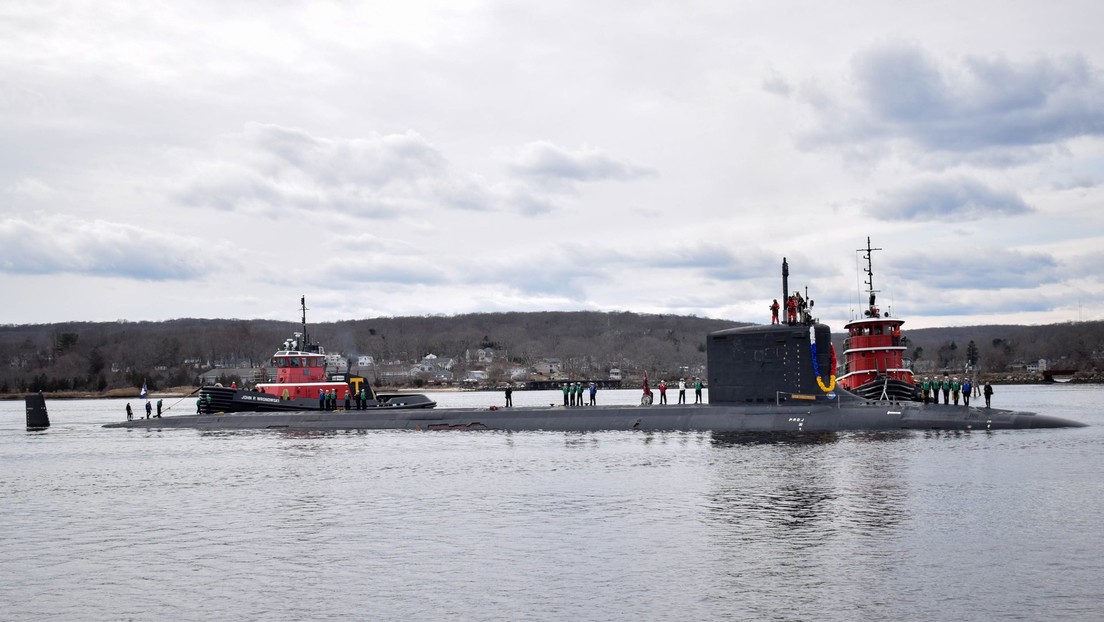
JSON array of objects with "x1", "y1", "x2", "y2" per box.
[{"x1": 860, "y1": 236, "x2": 882, "y2": 318}]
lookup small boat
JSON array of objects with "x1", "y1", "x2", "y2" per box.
[
  {"x1": 197, "y1": 298, "x2": 436, "y2": 413},
  {"x1": 836, "y1": 238, "x2": 918, "y2": 401}
]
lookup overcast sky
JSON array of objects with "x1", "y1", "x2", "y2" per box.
[{"x1": 3, "y1": 1, "x2": 1103, "y2": 330}]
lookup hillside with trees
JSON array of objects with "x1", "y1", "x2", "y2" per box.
[
  {"x1": 0, "y1": 312, "x2": 739, "y2": 395},
  {"x1": 2, "y1": 313, "x2": 1102, "y2": 396}
]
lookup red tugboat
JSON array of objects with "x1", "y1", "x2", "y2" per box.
[
  {"x1": 836, "y1": 238, "x2": 917, "y2": 401},
  {"x1": 198, "y1": 298, "x2": 436, "y2": 413}
]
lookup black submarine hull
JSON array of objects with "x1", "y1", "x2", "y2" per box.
[
  {"x1": 103, "y1": 399, "x2": 1083, "y2": 432},
  {"x1": 196, "y1": 386, "x2": 437, "y2": 413}
]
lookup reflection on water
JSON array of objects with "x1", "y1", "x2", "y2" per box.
[{"x1": 710, "y1": 431, "x2": 840, "y2": 446}]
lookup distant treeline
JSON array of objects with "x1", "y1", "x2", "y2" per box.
[{"x1": 1, "y1": 312, "x2": 1101, "y2": 395}]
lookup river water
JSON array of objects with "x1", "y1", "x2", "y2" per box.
[{"x1": 2, "y1": 385, "x2": 1103, "y2": 621}]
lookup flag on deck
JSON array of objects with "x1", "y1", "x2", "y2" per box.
[
  {"x1": 642, "y1": 370, "x2": 652, "y2": 398},
  {"x1": 139, "y1": 380, "x2": 148, "y2": 399}
]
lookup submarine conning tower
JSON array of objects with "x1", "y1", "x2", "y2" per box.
[{"x1": 707, "y1": 322, "x2": 837, "y2": 404}]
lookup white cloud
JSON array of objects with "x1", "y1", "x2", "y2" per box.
[{"x1": 0, "y1": 215, "x2": 228, "y2": 280}]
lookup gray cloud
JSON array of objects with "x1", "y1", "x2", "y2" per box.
[
  {"x1": 509, "y1": 141, "x2": 655, "y2": 184},
  {"x1": 799, "y1": 44, "x2": 1104, "y2": 164},
  {"x1": 889, "y1": 247, "x2": 1060, "y2": 289},
  {"x1": 866, "y1": 176, "x2": 1033, "y2": 221},
  {"x1": 0, "y1": 215, "x2": 223, "y2": 280}
]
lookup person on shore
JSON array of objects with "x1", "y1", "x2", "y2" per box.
[
  {"x1": 658, "y1": 380, "x2": 668, "y2": 404},
  {"x1": 126, "y1": 403, "x2": 133, "y2": 421},
  {"x1": 156, "y1": 398, "x2": 163, "y2": 417},
  {"x1": 951, "y1": 377, "x2": 961, "y2": 405},
  {"x1": 589, "y1": 382, "x2": 597, "y2": 406},
  {"x1": 770, "y1": 299, "x2": 780, "y2": 324},
  {"x1": 962, "y1": 379, "x2": 972, "y2": 407},
  {"x1": 694, "y1": 378, "x2": 703, "y2": 404},
  {"x1": 984, "y1": 382, "x2": 994, "y2": 408},
  {"x1": 505, "y1": 385, "x2": 513, "y2": 407},
  {"x1": 678, "y1": 378, "x2": 687, "y2": 404}
]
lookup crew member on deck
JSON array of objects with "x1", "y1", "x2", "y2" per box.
[{"x1": 770, "y1": 299, "x2": 780, "y2": 324}]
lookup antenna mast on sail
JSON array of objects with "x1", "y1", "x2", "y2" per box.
[{"x1": 300, "y1": 296, "x2": 309, "y2": 349}]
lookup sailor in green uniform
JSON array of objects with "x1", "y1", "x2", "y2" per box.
[
  {"x1": 562, "y1": 383, "x2": 569, "y2": 406},
  {"x1": 951, "y1": 377, "x2": 961, "y2": 405},
  {"x1": 921, "y1": 377, "x2": 931, "y2": 404},
  {"x1": 694, "y1": 378, "x2": 703, "y2": 404}
]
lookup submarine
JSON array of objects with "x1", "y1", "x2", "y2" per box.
[{"x1": 104, "y1": 253, "x2": 1085, "y2": 433}]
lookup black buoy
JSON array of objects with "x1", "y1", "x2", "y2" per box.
[{"x1": 26, "y1": 392, "x2": 50, "y2": 430}]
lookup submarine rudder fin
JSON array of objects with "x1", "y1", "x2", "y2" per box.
[{"x1": 26, "y1": 392, "x2": 50, "y2": 430}]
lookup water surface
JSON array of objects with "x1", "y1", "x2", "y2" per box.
[{"x1": 2, "y1": 385, "x2": 1102, "y2": 621}]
